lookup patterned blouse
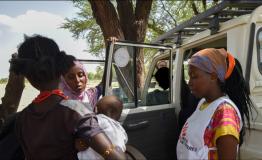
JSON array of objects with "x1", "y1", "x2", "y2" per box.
[{"x1": 200, "y1": 101, "x2": 241, "y2": 160}]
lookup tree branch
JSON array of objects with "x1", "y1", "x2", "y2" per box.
[
  {"x1": 116, "y1": 0, "x2": 135, "y2": 40},
  {"x1": 175, "y1": 0, "x2": 189, "y2": 15},
  {"x1": 202, "y1": 0, "x2": 207, "y2": 10},
  {"x1": 160, "y1": 1, "x2": 177, "y2": 26},
  {"x1": 88, "y1": 0, "x2": 124, "y2": 43},
  {"x1": 135, "y1": 0, "x2": 153, "y2": 23},
  {"x1": 134, "y1": 0, "x2": 153, "y2": 42},
  {"x1": 191, "y1": 1, "x2": 199, "y2": 15},
  {"x1": 148, "y1": 19, "x2": 165, "y2": 35}
]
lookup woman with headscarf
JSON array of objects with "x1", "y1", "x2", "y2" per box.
[
  {"x1": 176, "y1": 48, "x2": 255, "y2": 159},
  {"x1": 59, "y1": 37, "x2": 118, "y2": 112},
  {"x1": 59, "y1": 55, "x2": 102, "y2": 111}
]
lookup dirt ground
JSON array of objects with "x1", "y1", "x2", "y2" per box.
[{"x1": 0, "y1": 80, "x2": 100, "y2": 111}]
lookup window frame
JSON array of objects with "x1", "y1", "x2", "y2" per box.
[
  {"x1": 141, "y1": 53, "x2": 174, "y2": 106},
  {"x1": 256, "y1": 27, "x2": 262, "y2": 75},
  {"x1": 105, "y1": 41, "x2": 173, "y2": 108}
]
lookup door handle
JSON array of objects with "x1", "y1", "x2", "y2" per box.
[{"x1": 124, "y1": 120, "x2": 150, "y2": 131}]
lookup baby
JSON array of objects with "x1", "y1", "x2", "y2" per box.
[{"x1": 77, "y1": 96, "x2": 128, "y2": 160}]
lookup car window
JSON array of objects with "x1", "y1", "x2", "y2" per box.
[
  {"x1": 146, "y1": 58, "x2": 172, "y2": 106},
  {"x1": 107, "y1": 43, "x2": 172, "y2": 108},
  {"x1": 110, "y1": 46, "x2": 135, "y2": 106}
]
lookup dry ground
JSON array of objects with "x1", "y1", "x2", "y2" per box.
[
  {"x1": 0, "y1": 83, "x2": 38, "y2": 111},
  {"x1": 0, "y1": 80, "x2": 100, "y2": 111}
]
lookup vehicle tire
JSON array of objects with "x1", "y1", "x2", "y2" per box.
[{"x1": 125, "y1": 145, "x2": 146, "y2": 160}]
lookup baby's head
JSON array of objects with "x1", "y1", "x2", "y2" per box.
[{"x1": 96, "y1": 96, "x2": 123, "y2": 121}]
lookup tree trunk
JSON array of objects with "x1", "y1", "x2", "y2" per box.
[
  {"x1": 0, "y1": 72, "x2": 24, "y2": 128},
  {"x1": 89, "y1": 0, "x2": 152, "y2": 100},
  {"x1": 88, "y1": 0, "x2": 124, "y2": 42}
]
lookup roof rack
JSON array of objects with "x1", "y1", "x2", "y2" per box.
[{"x1": 152, "y1": 0, "x2": 262, "y2": 46}]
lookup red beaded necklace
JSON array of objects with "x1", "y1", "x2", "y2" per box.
[{"x1": 33, "y1": 89, "x2": 68, "y2": 103}]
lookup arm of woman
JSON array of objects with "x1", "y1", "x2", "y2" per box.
[
  {"x1": 75, "y1": 112, "x2": 126, "y2": 160},
  {"x1": 89, "y1": 133, "x2": 126, "y2": 160},
  {"x1": 212, "y1": 103, "x2": 241, "y2": 160},
  {"x1": 217, "y1": 135, "x2": 238, "y2": 160}
]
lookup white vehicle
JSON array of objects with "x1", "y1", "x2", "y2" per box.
[{"x1": 84, "y1": 1, "x2": 262, "y2": 159}]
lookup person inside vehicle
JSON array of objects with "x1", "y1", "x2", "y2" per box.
[
  {"x1": 10, "y1": 35, "x2": 126, "y2": 160},
  {"x1": 59, "y1": 55, "x2": 102, "y2": 112},
  {"x1": 146, "y1": 67, "x2": 170, "y2": 106},
  {"x1": 77, "y1": 96, "x2": 128, "y2": 160},
  {"x1": 177, "y1": 48, "x2": 254, "y2": 160}
]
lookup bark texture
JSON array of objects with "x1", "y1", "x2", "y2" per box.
[{"x1": 89, "y1": 0, "x2": 152, "y2": 98}]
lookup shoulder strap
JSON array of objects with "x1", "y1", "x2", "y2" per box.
[
  {"x1": 222, "y1": 97, "x2": 243, "y2": 129},
  {"x1": 59, "y1": 99, "x2": 93, "y2": 115},
  {"x1": 196, "y1": 98, "x2": 206, "y2": 110}
]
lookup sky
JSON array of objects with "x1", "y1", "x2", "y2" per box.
[{"x1": 0, "y1": 1, "x2": 98, "y2": 78}]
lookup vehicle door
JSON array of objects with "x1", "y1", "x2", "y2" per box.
[
  {"x1": 241, "y1": 11, "x2": 262, "y2": 158},
  {"x1": 103, "y1": 41, "x2": 179, "y2": 160}
]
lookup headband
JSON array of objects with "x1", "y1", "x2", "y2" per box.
[{"x1": 225, "y1": 52, "x2": 235, "y2": 79}]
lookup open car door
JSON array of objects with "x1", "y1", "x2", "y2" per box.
[{"x1": 104, "y1": 41, "x2": 179, "y2": 159}]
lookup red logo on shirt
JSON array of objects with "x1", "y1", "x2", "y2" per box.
[{"x1": 181, "y1": 122, "x2": 188, "y2": 138}]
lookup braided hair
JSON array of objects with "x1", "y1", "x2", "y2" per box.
[
  {"x1": 221, "y1": 58, "x2": 256, "y2": 146},
  {"x1": 10, "y1": 35, "x2": 71, "y2": 84}
]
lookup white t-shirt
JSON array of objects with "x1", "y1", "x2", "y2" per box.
[{"x1": 78, "y1": 114, "x2": 128, "y2": 160}]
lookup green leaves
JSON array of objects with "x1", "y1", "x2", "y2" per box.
[{"x1": 62, "y1": 0, "x2": 218, "y2": 57}]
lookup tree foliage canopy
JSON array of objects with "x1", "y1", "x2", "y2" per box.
[
  {"x1": 62, "y1": 0, "x2": 219, "y2": 57},
  {"x1": 62, "y1": 0, "x2": 103, "y2": 56}
]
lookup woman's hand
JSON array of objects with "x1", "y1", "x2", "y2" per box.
[
  {"x1": 89, "y1": 133, "x2": 126, "y2": 160},
  {"x1": 107, "y1": 37, "x2": 118, "y2": 43},
  {"x1": 75, "y1": 138, "x2": 89, "y2": 151}
]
